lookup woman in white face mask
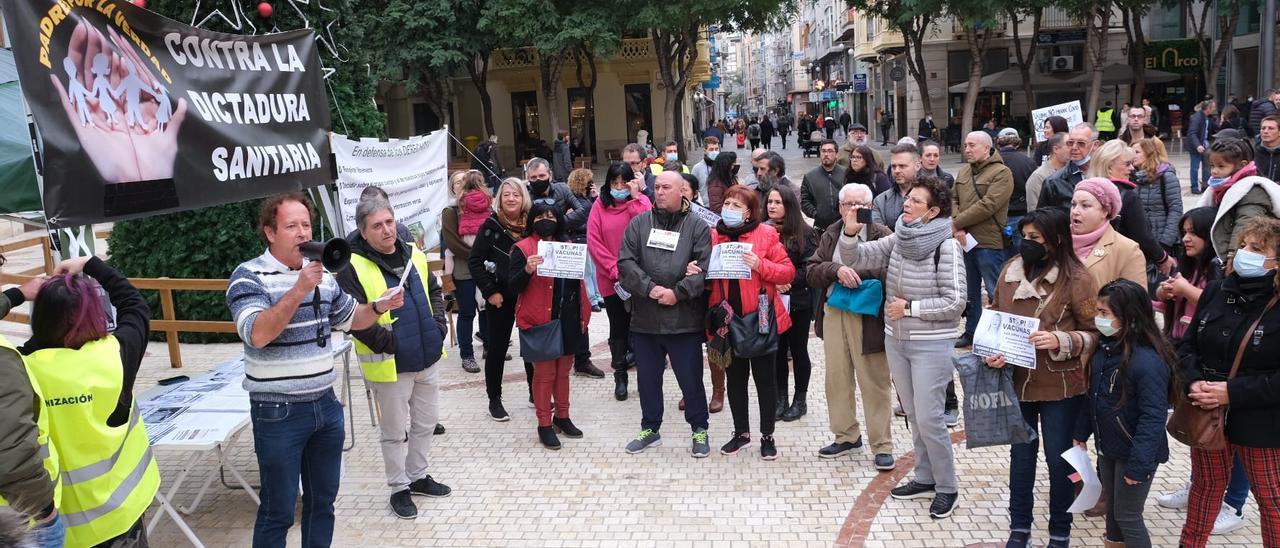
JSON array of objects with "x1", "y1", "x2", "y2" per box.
[{"x1": 1175, "y1": 215, "x2": 1280, "y2": 547}]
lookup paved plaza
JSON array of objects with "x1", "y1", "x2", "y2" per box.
[{"x1": 0, "y1": 136, "x2": 1258, "y2": 546}]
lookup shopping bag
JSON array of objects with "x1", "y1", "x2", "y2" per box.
[{"x1": 954, "y1": 352, "x2": 1038, "y2": 449}]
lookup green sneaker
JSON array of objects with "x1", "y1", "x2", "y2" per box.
[
  {"x1": 624, "y1": 429, "x2": 662, "y2": 454},
  {"x1": 691, "y1": 429, "x2": 710, "y2": 458}
]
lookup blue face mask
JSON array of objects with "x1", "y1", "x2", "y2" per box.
[
  {"x1": 721, "y1": 208, "x2": 745, "y2": 227},
  {"x1": 1233, "y1": 248, "x2": 1273, "y2": 278},
  {"x1": 610, "y1": 188, "x2": 631, "y2": 200},
  {"x1": 706, "y1": 151, "x2": 719, "y2": 161},
  {"x1": 1095, "y1": 317, "x2": 1119, "y2": 337},
  {"x1": 1207, "y1": 177, "x2": 1228, "y2": 187},
  {"x1": 666, "y1": 152, "x2": 678, "y2": 163}
]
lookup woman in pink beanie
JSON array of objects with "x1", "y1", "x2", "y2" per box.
[{"x1": 1071, "y1": 177, "x2": 1146, "y2": 288}]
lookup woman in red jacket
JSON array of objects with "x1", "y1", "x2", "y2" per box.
[
  {"x1": 509, "y1": 202, "x2": 590, "y2": 450},
  {"x1": 704, "y1": 185, "x2": 795, "y2": 460}
]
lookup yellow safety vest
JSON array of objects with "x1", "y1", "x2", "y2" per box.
[
  {"x1": 1096, "y1": 108, "x2": 1115, "y2": 132},
  {"x1": 26, "y1": 336, "x2": 160, "y2": 547},
  {"x1": 0, "y1": 335, "x2": 61, "y2": 514},
  {"x1": 349, "y1": 244, "x2": 444, "y2": 383}
]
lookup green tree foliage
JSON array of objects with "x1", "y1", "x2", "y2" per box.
[
  {"x1": 107, "y1": 0, "x2": 383, "y2": 340},
  {"x1": 948, "y1": 0, "x2": 1006, "y2": 135},
  {"x1": 843, "y1": 0, "x2": 943, "y2": 117}
]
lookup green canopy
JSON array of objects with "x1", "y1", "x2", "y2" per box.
[{"x1": 0, "y1": 49, "x2": 43, "y2": 215}]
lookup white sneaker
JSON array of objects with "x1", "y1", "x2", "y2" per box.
[
  {"x1": 1156, "y1": 483, "x2": 1190, "y2": 509},
  {"x1": 1211, "y1": 503, "x2": 1246, "y2": 535}
]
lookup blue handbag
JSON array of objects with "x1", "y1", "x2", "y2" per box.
[{"x1": 826, "y1": 279, "x2": 884, "y2": 316}]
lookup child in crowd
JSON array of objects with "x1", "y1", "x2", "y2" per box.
[
  {"x1": 458, "y1": 173, "x2": 495, "y2": 241},
  {"x1": 1075, "y1": 279, "x2": 1176, "y2": 548},
  {"x1": 1196, "y1": 137, "x2": 1280, "y2": 257}
]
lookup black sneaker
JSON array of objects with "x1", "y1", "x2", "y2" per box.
[
  {"x1": 760, "y1": 435, "x2": 778, "y2": 461},
  {"x1": 489, "y1": 400, "x2": 510, "y2": 422},
  {"x1": 552, "y1": 417, "x2": 583, "y2": 438},
  {"x1": 538, "y1": 426, "x2": 562, "y2": 450},
  {"x1": 1005, "y1": 531, "x2": 1031, "y2": 548},
  {"x1": 389, "y1": 489, "x2": 417, "y2": 519},
  {"x1": 890, "y1": 480, "x2": 937, "y2": 500},
  {"x1": 720, "y1": 432, "x2": 752, "y2": 455},
  {"x1": 434, "y1": 423, "x2": 446, "y2": 436},
  {"x1": 874, "y1": 453, "x2": 896, "y2": 471},
  {"x1": 818, "y1": 438, "x2": 862, "y2": 458},
  {"x1": 408, "y1": 475, "x2": 452, "y2": 497},
  {"x1": 574, "y1": 359, "x2": 605, "y2": 378},
  {"x1": 929, "y1": 491, "x2": 959, "y2": 519},
  {"x1": 955, "y1": 334, "x2": 974, "y2": 348}
]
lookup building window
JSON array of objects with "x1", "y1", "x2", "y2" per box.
[
  {"x1": 624, "y1": 84, "x2": 653, "y2": 145},
  {"x1": 567, "y1": 88, "x2": 596, "y2": 157},
  {"x1": 866, "y1": 18, "x2": 876, "y2": 40},
  {"x1": 510, "y1": 91, "x2": 539, "y2": 161},
  {"x1": 412, "y1": 103, "x2": 442, "y2": 135}
]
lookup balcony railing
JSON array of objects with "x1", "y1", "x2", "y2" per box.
[
  {"x1": 1041, "y1": 7, "x2": 1083, "y2": 28},
  {"x1": 491, "y1": 38, "x2": 654, "y2": 70}
]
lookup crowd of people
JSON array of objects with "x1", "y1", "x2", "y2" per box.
[{"x1": 3, "y1": 90, "x2": 1280, "y2": 548}]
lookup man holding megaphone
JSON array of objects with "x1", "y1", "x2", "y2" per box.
[
  {"x1": 335, "y1": 195, "x2": 452, "y2": 520},
  {"x1": 226, "y1": 192, "x2": 402, "y2": 548}
]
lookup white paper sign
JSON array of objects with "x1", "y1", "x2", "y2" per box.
[
  {"x1": 536, "y1": 241, "x2": 588, "y2": 279},
  {"x1": 332, "y1": 129, "x2": 450, "y2": 250},
  {"x1": 963, "y1": 233, "x2": 979, "y2": 252},
  {"x1": 1063, "y1": 446, "x2": 1103, "y2": 513},
  {"x1": 1031, "y1": 101, "x2": 1085, "y2": 142},
  {"x1": 708, "y1": 242, "x2": 753, "y2": 280},
  {"x1": 971, "y1": 311, "x2": 1042, "y2": 368},
  {"x1": 690, "y1": 201, "x2": 721, "y2": 228}
]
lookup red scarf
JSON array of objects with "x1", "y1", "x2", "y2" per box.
[{"x1": 1211, "y1": 162, "x2": 1260, "y2": 206}]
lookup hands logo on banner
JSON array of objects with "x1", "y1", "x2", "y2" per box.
[{"x1": 50, "y1": 22, "x2": 187, "y2": 183}]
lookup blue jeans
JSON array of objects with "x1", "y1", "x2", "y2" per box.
[
  {"x1": 1225, "y1": 452, "x2": 1251, "y2": 513},
  {"x1": 251, "y1": 390, "x2": 344, "y2": 548},
  {"x1": 454, "y1": 278, "x2": 483, "y2": 359},
  {"x1": 1189, "y1": 153, "x2": 1209, "y2": 192},
  {"x1": 583, "y1": 260, "x2": 602, "y2": 305},
  {"x1": 1009, "y1": 396, "x2": 1084, "y2": 541},
  {"x1": 963, "y1": 247, "x2": 1006, "y2": 338},
  {"x1": 31, "y1": 512, "x2": 66, "y2": 548}
]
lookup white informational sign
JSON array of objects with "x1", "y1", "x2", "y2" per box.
[
  {"x1": 332, "y1": 129, "x2": 450, "y2": 250},
  {"x1": 140, "y1": 359, "x2": 250, "y2": 447},
  {"x1": 536, "y1": 241, "x2": 588, "y2": 279},
  {"x1": 1031, "y1": 101, "x2": 1085, "y2": 142},
  {"x1": 1063, "y1": 446, "x2": 1103, "y2": 513},
  {"x1": 690, "y1": 201, "x2": 721, "y2": 228},
  {"x1": 971, "y1": 311, "x2": 1042, "y2": 368},
  {"x1": 708, "y1": 242, "x2": 753, "y2": 280}
]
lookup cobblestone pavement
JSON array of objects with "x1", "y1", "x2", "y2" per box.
[{"x1": 0, "y1": 136, "x2": 1252, "y2": 547}]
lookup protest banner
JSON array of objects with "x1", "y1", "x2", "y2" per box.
[
  {"x1": 690, "y1": 200, "x2": 720, "y2": 228},
  {"x1": 332, "y1": 130, "x2": 448, "y2": 250},
  {"x1": 1031, "y1": 100, "x2": 1084, "y2": 142},
  {"x1": 971, "y1": 310, "x2": 1041, "y2": 368},
  {"x1": 3, "y1": 0, "x2": 333, "y2": 227},
  {"x1": 536, "y1": 241, "x2": 588, "y2": 280},
  {"x1": 707, "y1": 242, "x2": 752, "y2": 280}
]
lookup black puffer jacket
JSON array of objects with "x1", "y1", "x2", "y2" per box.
[
  {"x1": 468, "y1": 214, "x2": 522, "y2": 300},
  {"x1": 1178, "y1": 274, "x2": 1280, "y2": 448},
  {"x1": 1075, "y1": 340, "x2": 1171, "y2": 482},
  {"x1": 1132, "y1": 163, "x2": 1184, "y2": 249},
  {"x1": 1256, "y1": 144, "x2": 1280, "y2": 182},
  {"x1": 1248, "y1": 98, "x2": 1277, "y2": 136},
  {"x1": 780, "y1": 225, "x2": 819, "y2": 315}
]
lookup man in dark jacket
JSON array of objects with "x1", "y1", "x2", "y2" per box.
[
  {"x1": 617, "y1": 171, "x2": 713, "y2": 457},
  {"x1": 1039, "y1": 123, "x2": 1101, "y2": 210},
  {"x1": 839, "y1": 111, "x2": 852, "y2": 135},
  {"x1": 801, "y1": 140, "x2": 849, "y2": 232},
  {"x1": 1184, "y1": 100, "x2": 1217, "y2": 194},
  {"x1": 472, "y1": 137, "x2": 504, "y2": 192},
  {"x1": 996, "y1": 128, "x2": 1036, "y2": 255},
  {"x1": 337, "y1": 197, "x2": 451, "y2": 519},
  {"x1": 918, "y1": 113, "x2": 937, "y2": 142},
  {"x1": 525, "y1": 158, "x2": 603, "y2": 378},
  {"x1": 1248, "y1": 89, "x2": 1279, "y2": 137},
  {"x1": 551, "y1": 131, "x2": 572, "y2": 182},
  {"x1": 1258, "y1": 115, "x2": 1280, "y2": 182}
]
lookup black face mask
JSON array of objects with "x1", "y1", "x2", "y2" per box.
[
  {"x1": 533, "y1": 219, "x2": 558, "y2": 237},
  {"x1": 530, "y1": 179, "x2": 551, "y2": 196},
  {"x1": 1019, "y1": 239, "x2": 1047, "y2": 266}
]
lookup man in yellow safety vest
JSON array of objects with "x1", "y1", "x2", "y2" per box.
[{"x1": 336, "y1": 196, "x2": 452, "y2": 520}]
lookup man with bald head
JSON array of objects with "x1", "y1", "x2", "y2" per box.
[
  {"x1": 616, "y1": 169, "x2": 713, "y2": 457},
  {"x1": 1038, "y1": 122, "x2": 1101, "y2": 210},
  {"x1": 952, "y1": 131, "x2": 1013, "y2": 349},
  {"x1": 806, "y1": 182, "x2": 897, "y2": 469}
]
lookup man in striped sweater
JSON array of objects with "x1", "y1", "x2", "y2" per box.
[{"x1": 227, "y1": 192, "x2": 401, "y2": 548}]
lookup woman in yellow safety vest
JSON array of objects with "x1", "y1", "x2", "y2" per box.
[
  {"x1": 22, "y1": 256, "x2": 158, "y2": 548},
  {"x1": 0, "y1": 269, "x2": 61, "y2": 547}
]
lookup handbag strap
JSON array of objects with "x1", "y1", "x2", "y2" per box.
[{"x1": 1227, "y1": 294, "x2": 1280, "y2": 379}]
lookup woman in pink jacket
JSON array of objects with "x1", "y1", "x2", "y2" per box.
[{"x1": 588, "y1": 162, "x2": 652, "y2": 401}]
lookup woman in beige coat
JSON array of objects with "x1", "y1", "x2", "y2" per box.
[{"x1": 1070, "y1": 177, "x2": 1146, "y2": 288}]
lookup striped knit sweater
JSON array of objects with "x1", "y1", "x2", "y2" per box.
[{"x1": 227, "y1": 249, "x2": 356, "y2": 402}]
